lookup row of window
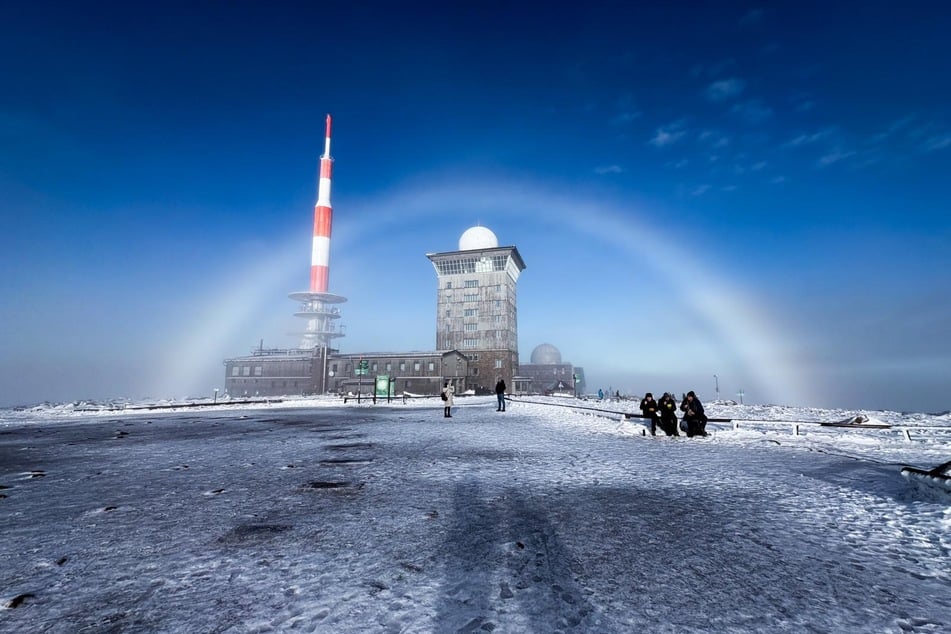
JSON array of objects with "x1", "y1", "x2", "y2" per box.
[
  {"x1": 229, "y1": 378, "x2": 302, "y2": 388},
  {"x1": 331, "y1": 361, "x2": 438, "y2": 374},
  {"x1": 435, "y1": 255, "x2": 509, "y2": 275},
  {"x1": 231, "y1": 359, "x2": 449, "y2": 378},
  {"x1": 231, "y1": 366, "x2": 263, "y2": 377}
]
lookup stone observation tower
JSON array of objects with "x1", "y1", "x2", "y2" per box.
[{"x1": 426, "y1": 226, "x2": 526, "y2": 393}]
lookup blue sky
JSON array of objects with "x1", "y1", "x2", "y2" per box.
[{"x1": 2, "y1": 2, "x2": 949, "y2": 411}]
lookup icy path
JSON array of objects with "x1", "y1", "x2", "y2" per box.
[{"x1": 1, "y1": 399, "x2": 949, "y2": 632}]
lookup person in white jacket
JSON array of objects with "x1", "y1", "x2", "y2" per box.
[{"x1": 441, "y1": 382, "x2": 455, "y2": 418}]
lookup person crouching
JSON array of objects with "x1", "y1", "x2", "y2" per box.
[
  {"x1": 680, "y1": 391, "x2": 707, "y2": 437},
  {"x1": 658, "y1": 392, "x2": 680, "y2": 436}
]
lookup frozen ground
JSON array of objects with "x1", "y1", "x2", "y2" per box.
[{"x1": 1, "y1": 396, "x2": 949, "y2": 633}]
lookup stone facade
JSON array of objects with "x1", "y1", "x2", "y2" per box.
[{"x1": 427, "y1": 240, "x2": 526, "y2": 395}]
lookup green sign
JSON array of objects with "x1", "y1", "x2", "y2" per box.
[
  {"x1": 359, "y1": 360, "x2": 369, "y2": 370},
  {"x1": 375, "y1": 375, "x2": 393, "y2": 397}
]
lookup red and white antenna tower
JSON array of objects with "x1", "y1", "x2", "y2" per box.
[{"x1": 289, "y1": 114, "x2": 346, "y2": 350}]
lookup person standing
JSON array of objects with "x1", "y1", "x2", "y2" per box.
[
  {"x1": 441, "y1": 381, "x2": 455, "y2": 418},
  {"x1": 658, "y1": 392, "x2": 679, "y2": 436},
  {"x1": 495, "y1": 378, "x2": 507, "y2": 412},
  {"x1": 680, "y1": 391, "x2": 707, "y2": 437},
  {"x1": 639, "y1": 392, "x2": 660, "y2": 436}
]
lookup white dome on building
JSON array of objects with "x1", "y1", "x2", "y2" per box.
[
  {"x1": 530, "y1": 343, "x2": 562, "y2": 365},
  {"x1": 459, "y1": 226, "x2": 499, "y2": 251}
]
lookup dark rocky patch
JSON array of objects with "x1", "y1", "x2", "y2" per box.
[
  {"x1": 325, "y1": 443, "x2": 373, "y2": 451},
  {"x1": 301, "y1": 481, "x2": 353, "y2": 490},
  {"x1": 219, "y1": 524, "x2": 293, "y2": 544},
  {"x1": 7, "y1": 593, "x2": 35, "y2": 608}
]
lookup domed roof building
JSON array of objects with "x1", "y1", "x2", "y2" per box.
[
  {"x1": 530, "y1": 343, "x2": 562, "y2": 365},
  {"x1": 517, "y1": 342, "x2": 584, "y2": 396}
]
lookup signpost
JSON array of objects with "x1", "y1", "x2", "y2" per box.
[{"x1": 356, "y1": 359, "x2": 369, "y2": 402}]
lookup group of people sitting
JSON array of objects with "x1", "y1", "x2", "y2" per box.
[{"x1": 639, "y1": 391, "x2": 708, "y2": 438}]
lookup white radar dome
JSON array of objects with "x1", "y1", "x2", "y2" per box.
[
  {"x1": 530, "y1": 344, "x2": 562, "y2": 365},
  {"x1": 459, "y1": 226, "x2": 499, "y2": 251}
]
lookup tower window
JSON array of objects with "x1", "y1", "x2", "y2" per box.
[{"x1": 464, "y1": 280, "x2": 478, "y2": 288}]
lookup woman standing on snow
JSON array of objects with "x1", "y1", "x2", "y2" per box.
[{"x1": 441, "y1": 381, "x2": 455, "y2": 418}]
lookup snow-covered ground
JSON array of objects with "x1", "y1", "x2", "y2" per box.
[{"x1": 1, "y1": 396, "x2": 949, "y2": 633}]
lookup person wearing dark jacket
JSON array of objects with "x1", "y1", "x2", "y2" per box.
[
  {"x1": 680, "y1": 391, "x2": 707, "y2": 437},
  {"x1": 658, "y1": 392, "x2": 679, "y2": 436},
  {"x1": 495, "y1": 378, "x2": 507, "y2": 412},
  {"x1": 639, "y1": 393, "x2": 660, "y2": 436}
]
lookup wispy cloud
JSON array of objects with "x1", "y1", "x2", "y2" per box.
[
  {"x1": 922, "y1": 133, "x2": 951, "y2": 152},
  {"x1": 594, "y1": 165, "x2": 625, "y2": 174},
  {"x1": 783, "y1": 127, "x2": 837, "y2": 148},
  {"x1": 667, "y1": 158, "x2": 689, "y2": 169},
  {"x1": 690, "y1": 59, "x2": 736, "y2": 79},
  {"x1": 648, "y1": 120, "x2": 688, "y2": 148},
  {"x1": 817, "y1": 148, "x2": 856, "y2": 167},
  {"x1": 699, "y1": 129, "x2": 731, "y2": 148},
  {"x1": 904, "y1": 120, "x2": 951, "y2": 153},
  {"x1": 610, "y1": 111, "x2": 641, "y2": 125},
  {"x1": 751, "y1": 161, "x2": 768, "y2": 171},
  {"x1": 706, "y1": 78, "x2": 746, "y2": 102},
  {"x1": 730, "y1": 100, "x2": 773, "y2": 124},
  {"x1": 691, "y1": 184, "x2": 712, "y2": 196},
  {"x1": 770, "y1": 176, "x2": 787, "y2": 184}
]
